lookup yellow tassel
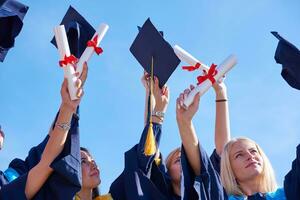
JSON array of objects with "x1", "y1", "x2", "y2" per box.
[
  {"x1": 154, "y1": 157, "x2": 161, "y2": 165},
  {"x1": 144, "y1": 56, "x2": 157, "y2": 156},
  {"x1": 144, "y1": 122, "x2": 157, "y2": 155}
]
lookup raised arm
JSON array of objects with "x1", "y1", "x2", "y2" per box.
[
  {"x1": 213, "y1": 80, "x2": 231, "y2": 156},
  {"x1": 176, "y1": 85, "x2": 201, "y2": 176},
  {"x1": 25, "y1": 64, "x2": 87, "y2": 199}
]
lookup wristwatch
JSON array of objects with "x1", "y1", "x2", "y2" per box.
[{"x1": 152, "y1": 111, "x2": 165, "y2": 118}]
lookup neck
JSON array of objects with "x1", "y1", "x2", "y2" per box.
[
  {"x1": 77, "y1": 188, "x2": 93, "y2": 200},
  {"x1": 172, "y1": 181, "x2": 181, "y2": 196},
  {"x1": 239, "y1": 177, "x2": 262, "y2": 196}
]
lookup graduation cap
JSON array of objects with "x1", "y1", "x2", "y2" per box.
[
  {"x1": 130, "y1": 18, "x2": 180, "y2": 88},
  {"x1": 51, "y1": 6, "x2": 95, "y2": 58},
  {"x1": 271, "y1": 31, "x2": 300, "y2": 90},
  {"x1": 0, "y1": 0, "x2": 29, "y2": 62},
  {"x1": 130, "y1": 18, "x2": 180, "y2": 156}
]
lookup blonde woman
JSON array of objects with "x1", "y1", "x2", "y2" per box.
[{"x1": 220, "y1": 137, "x2": 299, "y2": 199}]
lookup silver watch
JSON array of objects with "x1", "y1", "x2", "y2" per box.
[{"x1": 152, "y1": 111, "x2": 165, "y2": 118}]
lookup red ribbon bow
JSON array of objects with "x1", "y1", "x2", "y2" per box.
[
  {"x1": 182, "y1": 62, "x2": 201, "y2": 71},
  {"x1": 87, "y1": 35, "x2": 103, "y2": 55},
  {"x1": 59, "y1": 55, "x2": 78, "y2": 68},
  {"x1": 196, "y1": 64, "x2": 218, "y2": 85}
]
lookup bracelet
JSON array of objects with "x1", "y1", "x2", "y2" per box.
[
  {"x1": 55, "y1": 122, "x2": 71, "y2": 131},
  {"x1": 216, "y1": 99, "x2": 227, "y2": 102},
  {"x1": 152, "y1": 115, "x2": 164, "y2": 122}
]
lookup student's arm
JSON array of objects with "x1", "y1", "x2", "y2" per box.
[
  {"x1": 176, "y1": 86, "x2": 201, "y2": 176},
  {"x1": 25, "y1": 64, "x2": 87, "y2": 199},
  {"x1": 213, "y1": 80, "x2": 231, "y2": 156}
]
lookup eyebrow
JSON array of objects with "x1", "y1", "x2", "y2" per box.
[{"x1": 233, "y1": 150, "x2": 243, "y2": 157}]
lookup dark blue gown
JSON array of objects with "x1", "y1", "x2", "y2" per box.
[{"x1": 0, "y1": 110, "x2": 82, "y2": 200}]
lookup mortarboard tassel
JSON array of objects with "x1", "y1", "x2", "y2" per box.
[{"x1": 144, "y1": 57, "x2": 157, "y2": 156}]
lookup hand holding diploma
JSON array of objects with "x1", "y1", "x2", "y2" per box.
[{"x1": 173, "y1": 45, "x2": 237, "y2": 108}]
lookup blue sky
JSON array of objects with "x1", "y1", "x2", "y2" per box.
[{"x1": 1, "y1": 0, "x2": 300, "y2": 194}]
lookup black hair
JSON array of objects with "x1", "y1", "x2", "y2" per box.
[{"x1": 80, "y1": 147, "x2": 100, "y2": 198}]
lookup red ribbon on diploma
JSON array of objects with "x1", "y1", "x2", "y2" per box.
[
  {"x1": 182, "y1": 62, "x2": 201, "y2": 71},
  {"x1": 196, "y1": 64, "x2": 218, "y2": 85},
  {"x1": 87, "y1": 35, "x2": 103, "y2": 55},
  {"x1": 59, "y1": 55, "x2": 78, "y2": 68}
]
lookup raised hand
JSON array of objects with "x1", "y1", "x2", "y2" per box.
[{"x1": 176, "y1": 85, "x2": 200, "y2": 123}]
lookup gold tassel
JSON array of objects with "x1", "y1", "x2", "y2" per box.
[{"x1": 144, "y1": 56, "x2": 157, "y2": 156}]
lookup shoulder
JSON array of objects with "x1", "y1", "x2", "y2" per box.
[{"x1": 266, "y1": 188, "x2": 286, "y2": 199}]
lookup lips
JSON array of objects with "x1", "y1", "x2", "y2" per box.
[
  {"x1": 90, "y1": 169, "x2": 99, "y2": 177},
  {"x1": 245, "y1": 161, "x2": 260, "y2": 168}
]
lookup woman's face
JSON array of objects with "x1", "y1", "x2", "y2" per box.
[
  {"x1": 168, "y1": 151, "x2": 181, "y2": 184},
  {"x1": 229, "y1": 140, "x2": 263, "y2": 183},
  {"x1": 81, "y1": 150, "x2": 101, "y2": 189}
]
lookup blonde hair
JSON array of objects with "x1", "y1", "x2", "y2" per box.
[
  {"x1": 220, "y1": 137, "x2": 277, "y2": 196},
  {"x1": 165, "y1": 147, "x2": 181, "y2": 170}
]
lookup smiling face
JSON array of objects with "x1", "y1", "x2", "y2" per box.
[
  {"x1": 229, "y1": 140, "x2": 263, "y2": 183},
  {"x1": 81, "y1": 150, "x2": 101, "y2": 189}
]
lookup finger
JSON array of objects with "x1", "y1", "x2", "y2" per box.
[
  {"x1": 75, "y1": 72, "x2": 80, "y2": 77},
  {"x1": 179, "y1": 93, "x2": 184, "y2": 107},
  {"x1": 76, "y1": 78, "x2": 82, "y2": 89},
  {"x1": 176, "y1": 98, "x2": 181, "y2": 110},
  {"x1": 79, "y1": 62, "x2": 88, "y2": 82},
  {"x1": 154, "y1": 76, "x2": 160, "y2": 88},
  {"x1": 191, "y1": 92, "x2": 201, "y2": 108},
  {"x1": 190, "y1": 84, "x2": 195, "y2": 90},
  {"x1": 183, "y1": 89, "x2": 190, "y2": 100},
  {"x1": 61, "y1": 78, "x2": 68, "y2": 93},
  {"x1": 164, "y1": 86, "x2": 170, "y2": 99},
  {"x1": 184, "y1": 88, "x2": 190, "y2": 95},
  {"x1": 153, "y1": 77, "x2": 160, "y2": 94},
  {"x1": 76, "y1": 88, "x2": 83, "y2": 98}
]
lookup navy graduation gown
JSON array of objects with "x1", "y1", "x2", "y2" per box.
[
  {"x1": 110, "y1": 123, "x2": 173, "y2": 200},
  {"x1": 0, "y1": 109, "x2": 82, "y2": 200},
  {"x1": 284, "y1": 144, "x2": 300, "y2": 200},
  {"x1": 180, "y1": 144, "x2": 225, "y2": 200}
]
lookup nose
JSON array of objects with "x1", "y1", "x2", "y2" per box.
[
  {"x1": 245, "y1": 151, "x2": 254, "y2": 161},
  {"x1": 90, "y1": 160, "x2": 97, "y2": 170}
]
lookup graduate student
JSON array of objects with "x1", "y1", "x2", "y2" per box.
[
  {"x1": 215, "y1": 31, "x2": 300, "y2": 200},
  {"x1": 0, "y1": 64, "x2": 87, "y2": 200},
  {"x1": 109, "y1": 18, "x2": 179, "y2": 200},
  {"x1": 74, "y1": 147, "x2": 113, "y2": 200}
]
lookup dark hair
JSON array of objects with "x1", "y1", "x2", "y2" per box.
[{"x1": 80, "y1": 147, "x2": 100, "y2": 198}]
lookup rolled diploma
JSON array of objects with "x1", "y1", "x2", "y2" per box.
[
  {"x1": 76, "y1": 23, "x2": 109, "y2": 75},
  {"x1": 173, "y1": 45, "x2": 209, "y2": 72},
  {"x1": 183, "y1": 54, "x2": 237, "y2": 108},
  {"x1": 54, "y1": 25, "x2": 78, "y2": 100}
]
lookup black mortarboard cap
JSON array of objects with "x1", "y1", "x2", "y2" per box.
[
  {"x1": 138, "y1": 25, "x2": 164, "y2": 37},
  {"x1": 0, "y1": 0, "x2": 28, "y2": 62},
  {"x1": 51, "y1": 6, "x2": 95, "y2": 58},
  {"x1": 272, "y1": 31, "x2": 300, "y2": 90},
  {"x1": 130, "y1": 18, "x2": 180, "y2": 88}
]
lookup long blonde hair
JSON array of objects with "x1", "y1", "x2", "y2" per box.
[{"x1": 220, "y1": 137, "x2": 277, "y2": 196}]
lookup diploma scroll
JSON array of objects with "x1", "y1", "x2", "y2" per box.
[
  {"x1": 54, "y1": 25, "x2": 78, "y2": 100},
  {"x1": 173, "y1": 45, "x2": 209, "y2": 72},
  {"x1": 76, "y1": 23, "x2": 109, "y2": 75},
  {"x1": 183, "y1": 55, "x2": 237, "y2": 108}
]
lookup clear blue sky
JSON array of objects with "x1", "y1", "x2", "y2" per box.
[{"x1": 1, "y1": 0, "x2": 300, "y2": 194}]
